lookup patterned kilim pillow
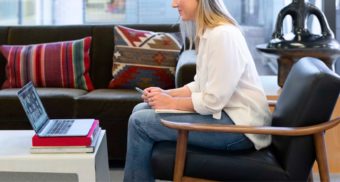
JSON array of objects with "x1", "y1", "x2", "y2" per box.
[
  {"x1": 108, "y1": 25, "x2": 182, "y2": 89},
  {"x1": 0, "y1": 37, "x2": 94, "y2": 91}
]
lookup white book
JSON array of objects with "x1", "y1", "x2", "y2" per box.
[
  {"x1": 155, "y1": 109, "x2": 195, "y2": 114},
  {"x1": 30, "y1": 128, "x2": 102, "y2": 154}
]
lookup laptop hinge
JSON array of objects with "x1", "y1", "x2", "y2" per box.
[{"x1": 37, "y1": 118, "x2": 50, "y2": 135}]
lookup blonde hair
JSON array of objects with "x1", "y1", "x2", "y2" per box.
[{"x1": 180, "y1": 0, "x2": 238, "y2": 50}]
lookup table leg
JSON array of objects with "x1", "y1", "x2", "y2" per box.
[
  {"x1": 277, "y1": 57, "x2": 294, "y2": 87},
  {"x1": 77, "y1": 168, "x2": 96, "y2": 182},
  {"x1": 95, "y1": 134, "x2": 111, "y2": 182}
]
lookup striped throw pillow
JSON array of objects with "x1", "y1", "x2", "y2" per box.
[
  {"x1": 108, "y1": 25, "x2": 182, "y2": 89},
  {"x1": 0, "y1": 37, "x2": 94, "y2": 91}
]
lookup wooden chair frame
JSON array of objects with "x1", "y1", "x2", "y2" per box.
[{"x1": 160, "y1": 116, "x2": 340, "y2": 182}]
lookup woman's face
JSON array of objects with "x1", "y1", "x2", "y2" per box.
[{"x1": 172, "y1": 0, "x2": 198, "y2": 21}]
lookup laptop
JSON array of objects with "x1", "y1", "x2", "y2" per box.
[{"x1": 17, "y1": 82, "x2": 94, "y2": 137}]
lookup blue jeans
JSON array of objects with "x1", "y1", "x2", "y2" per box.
[{"x1": 123, "y1": 103, "x2": 254, "y2": 182}]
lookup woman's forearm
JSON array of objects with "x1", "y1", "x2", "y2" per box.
[
  {"x1": 166, "y1": 86, "x2": 192, "y2": 97},
  {"x1": 173, "y1": 97, "x2": 195, "y2": 112}
]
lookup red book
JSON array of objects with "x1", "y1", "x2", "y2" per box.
[{"x1": 32, "y1": 120, "x2": 99, "y2": 147}]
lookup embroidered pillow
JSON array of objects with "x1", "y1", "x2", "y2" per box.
[
  {"x1": 109, "y1": 25, "x2": 182, "y2": 89},
  {"x1": 0, "y1": 37, "x2": 94, "y2": 91}
]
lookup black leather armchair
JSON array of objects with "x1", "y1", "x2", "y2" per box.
[{"x1": 151, "y1": 57, "x2": 340, "y2": 181}]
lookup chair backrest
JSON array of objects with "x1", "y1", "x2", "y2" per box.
[{"x1": 271, "y1": 57, "x2": 340, "y2": 179}]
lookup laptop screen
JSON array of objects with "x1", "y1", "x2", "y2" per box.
[{"x1": 18, "y1": 82, "x2": 48, "y2": 132}]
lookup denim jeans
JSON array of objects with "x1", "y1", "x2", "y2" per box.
[{"x1": 123, "y1": 103, "x2": 254, "y2": 182}]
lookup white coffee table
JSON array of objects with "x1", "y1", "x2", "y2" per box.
[{"x1": 0, "y1": 130, "x2": 110, "y2": 182}]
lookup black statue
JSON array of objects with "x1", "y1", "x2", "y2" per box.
[
  {"x1": 268, "y1": 0, "x2": 338, "y2": 49},
  {"x1": 257, "y1": 0, "x2": 340, "y2": 87}
]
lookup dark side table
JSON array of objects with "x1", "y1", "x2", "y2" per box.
[{"x1": 257, "y1": 44, "x2": 340, "y2": 87}]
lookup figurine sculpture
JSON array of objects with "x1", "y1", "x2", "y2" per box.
[
  {"x1": 257, "y1": 0, "x2": 340, "y2": 87},
  {"x1": 269, "y1": 0, "x2": 338, "y2": 49}
]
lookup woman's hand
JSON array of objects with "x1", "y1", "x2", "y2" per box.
[
  {"x1": 147, "y1": 91, "x2": 176, "y2": 109},
  {"x1": 141, "y1": 87, "x2": 166, "y2": 103},
  {"x1": 141, "y1": 86, "x2": 194, "y2": 111},
  {"x1": 145, "y1": 87, "x2": 165, "y2": 94}
]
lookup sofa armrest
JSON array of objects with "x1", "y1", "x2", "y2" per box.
[
  {"x1": 175, "y1": 50, "x2": 197, "y2": 88},
  {"x1": 335, "y1": 59, "x2": 340, "y2": 75}
]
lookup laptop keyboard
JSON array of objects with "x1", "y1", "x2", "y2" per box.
[{"x1": 47, "y1": 120, "x2": 74, "y2": 135}]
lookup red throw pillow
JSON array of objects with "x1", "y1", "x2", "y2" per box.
[
  {"x1": 108, "y1": 25, "x2": 182, "y2": 89},
  {"x1": 0, "y1": 37, "x2": 94, "y2": 91}
]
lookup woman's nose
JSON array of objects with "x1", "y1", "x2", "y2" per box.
[{"x1": 172, "y1": 0, "x2": 179, "y2": 8}]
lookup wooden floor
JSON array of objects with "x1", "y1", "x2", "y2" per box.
[{"x1": 261, "y1": 76, "x2": 340, "y2": 173}]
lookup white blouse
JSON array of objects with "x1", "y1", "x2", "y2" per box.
[{"x1": 186, "y1": 24, "x2": 272, "y2": 150}]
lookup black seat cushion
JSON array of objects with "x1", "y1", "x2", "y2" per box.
[{"x1": 152, "y1": 142, "x2": 288, "y2": 181}]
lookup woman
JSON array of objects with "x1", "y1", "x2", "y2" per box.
[{"x1": 123, "y1": 0, "x2": 272, "y2": 181}]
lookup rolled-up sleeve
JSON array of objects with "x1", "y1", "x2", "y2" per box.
[
  {"x1": 191, "y1": 27, "x2": 247, "y2": 118},
  {"x1": 185, "y1": 75, "x2": 198, "y2": 92}
]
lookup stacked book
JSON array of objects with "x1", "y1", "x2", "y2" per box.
[{"x1": 30, "y1": 120, "x2": 101, "y2": 154}]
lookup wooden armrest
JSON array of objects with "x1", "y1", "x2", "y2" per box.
[{"x1": 160, "y1": 117, "x2": 340, "y2": 136}]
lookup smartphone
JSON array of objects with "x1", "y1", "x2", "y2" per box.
[{"x1": 135, "y1": 87, "x2": 144, "y2": 94}]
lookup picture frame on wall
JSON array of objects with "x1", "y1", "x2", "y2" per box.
[{"x1": 84, "y1": 0, "x2": 126, "y2": 24}]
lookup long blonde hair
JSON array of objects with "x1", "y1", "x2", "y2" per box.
[{"x1": 180, "y1": 0, "x2": 238, "y2": 50}]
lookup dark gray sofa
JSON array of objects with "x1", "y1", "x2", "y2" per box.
[{"x1": 0, "y1": 24, "x2": 194, "y2": 162}]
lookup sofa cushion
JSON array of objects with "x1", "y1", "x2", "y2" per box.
[
  {"x1": 90, "y1": 26, "x2": 116, "y2": 89},
  {"x1": 0, "y1": 27, "x2": 8, "y2": 87},
  {"x1": 108, "y1": 25, "x2": 182, "y2": 89},
  {"x1": 0, "y1": 88, "x2": 87, "y2": 124},
  {"x1": 0, "y1": 37, "x2": 94, "y2": 91},
  {"x1": 75, "y1": 89, "x2": 142, "y2": 119},
  {"x1": 152, "y1": 142, "x2": 285, "y2": 181}
]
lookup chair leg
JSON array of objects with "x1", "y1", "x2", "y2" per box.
[
  {"x1": 173, "y1": 130, "x2": 188, "y2": 182},
  {"x1": 313, "y1": 132, "x2": 330, "y2": 182}
]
